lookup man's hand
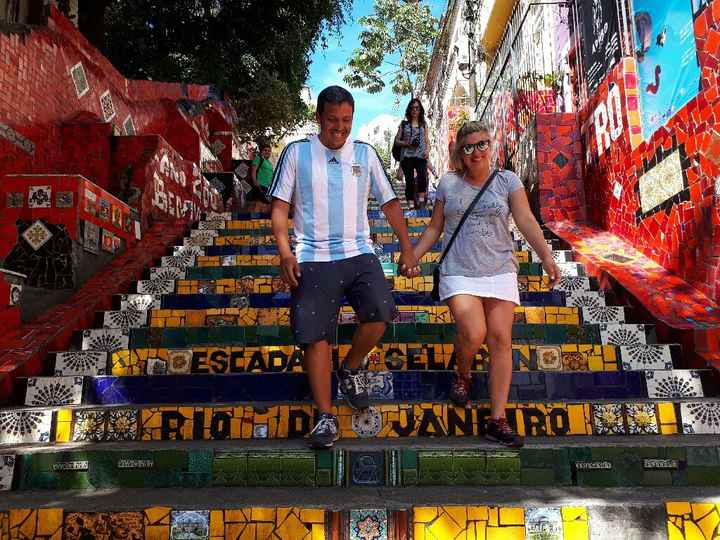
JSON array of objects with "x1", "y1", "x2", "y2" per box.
[
  {"x1": 398, "y1": 249, "x2": 420, "y2": 278},
  {"x1": 280, "y1": 254, "x2": 301, "y2": 287},
  {"x1": 541, "y1": 255, "x2": 561, "y2": 288}
]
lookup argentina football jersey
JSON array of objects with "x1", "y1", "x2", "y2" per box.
[{"x1": 268, "y1": 134, "x2": 397, "y2": 263}]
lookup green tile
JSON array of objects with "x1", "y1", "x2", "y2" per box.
[
  {"x1": 520, "y1": 468, "x2": 556, "y2": 486},
  {"x1": 641, "y1": 470, "x2": 673, "y2": 486},
  {"x1": 212, "y1": 452, "x2": 247, "y2": 486},
  {"x1": 687, "y1": 467, "x2": 720, "y2": 486},
  {"x1": 686, "y1": 447, "x2": 720, "y2": 467},
  {"x1": 246, "y1": 451, "x2": 315, "y2": 487}
]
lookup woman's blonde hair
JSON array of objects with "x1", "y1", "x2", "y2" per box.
[{"x1": 451, "y1": 121, "x2": 494, "y2": 174}]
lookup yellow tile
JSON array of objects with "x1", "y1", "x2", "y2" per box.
[
  {"x1": 683, "y1": 520, "x2": 707, "y2": 540},
  {"x1": 225, "y1": 510, "x2": 248, "y2": 524},
  {"x1": 311, "y1": 523, "x2": 325, "y2": 539},
  {"x1": 9, "y1": 510, "x2": 35, "y2": 539},
  {"x1": 414, "y1": 507, "x2": 438, "y2": 524},
  {"x1": 487, "y1": 525, "x2": 524, "y2": 539},
  {"x1": 698, "y1": 508, "x2": 720, "y2": 540},
  {"x1": 445, "y1": 506, "x2": 468, "y2": 530},
  {"x1": 55, "y1": 409, "x2": 73, "y2": 443},
  {"x1": 488, "y1": 507, "x2": 498, "y2": 527},
  {"x1": 414, "y1": 523, "x2": 426, "y2": 540},
  {"x1": 563, "y1": 520, "x2": 589, "y2": 540},
  {"x1": 468, "y1": 506, "x2": 489, "y2": 522},
  {"x1": 144, "y1": 507, "x2": 172, "y2": 525},
  {"x1": 250, "y1": 508, "x2": 276, "y2": 522},
  {"x1": 299, "y1": 509, "x2": 325, "y2": 524},
  {"x1": 666, "y1": 502, "x2": 692, "y2": 517},
  {"x1": 498, "y1": 507, "x2": 524, "y2": 526},
  {"x1": 209, "y1": 510, "x2": 224, "y2": 538},
  {"x1": 588, "y1": 356, "x2": 603, "y2": 371},
  {"x1": 561, "y1": 507, "x2": 588, "y2": 522},
  {"x1": 666, "y1": 521, "x2": 684, "y2": 540},
  {"x1": 36, "y1": 509, "x2": 63, "y2": 537}
]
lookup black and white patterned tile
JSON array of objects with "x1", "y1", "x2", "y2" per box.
[
  {"x1": 171, "y1": 245, "x2": 204, "y2": 258},
  {"x1": 149, "y1": 267, "x2": 186, "y2": 281},
  {"x1": 581, "y1": 305, "x2": 625, "y2": 324},
  {"x1": 81, "y1": 329, "x2": 129, "y2": 352},
  {"x1": 600, "y1": 324, "x2": 647, "y2": 346},
  {"x1": 555, "y1": 276, "x2": 592, "y2": 294},
  {"x1": 161, "y1": 254, "x2": 196, "y2": 268},
  {"x1": 28, "y1": 185, "x2": 51, "y2": 208},
  {"x1": 198, "y1": 219, "x2": 226, "y2": 230},
  {"x1": 565, "y1": 290, "x2": 606, "y2": 309},
  {"x1": 681, "y1": 401, "x2": 720, "y2": 434},
  {"x1": 645, "y1": 370, "x2": 704, "y2": 399},
  {"x1": 0, "y1": 410, "x2": 52, "y2": 444},
  {"x1": 119, "y1": 294, "x2": 161, "y2": 312},
  {"x1": 170, "y1": 510, "x2": 210, "y2": 540},
  {"x1": 352, "y1": 407, "x2": 382, "y2": 438},
  {"x1": 557, "y1": 262, "x2": 584, "y2": 277},
  {"x1": 591, "y1": 403, "x2": 626, "y2": 435},
  {"x1": 103, "y1": 309, "x2": 148, "y2": 330},
  {"x1": 0, "y1": 454, "x2": 15, "y2": 491},
  {"x1": 21, "y1": 220, "x2": 53, "y2": 251},
  {"x1": 55, "y1": 351, "x2": 108, "y2": 376},
  {"x1": 137, "y1": 279, "x2": 175, "y2": 295},
  {"x1": 190, "y1": 229, "x2": 219, "y2": 239},
  {"x1": 619, "y1": 344, "x2": 673, "y2": 370},
  {"x1": 106, "y1": 409, "x2": 139, "y2": 441},
  {"x1": 524, "y1": 507, "x2": 563, "y2": 540},
  {"x1": 205, "y1": 212, "x2": 231, "y2": 221},
  {"x1": 531, "y1": 250, "x2": 573, "y2": 263},
  {"x1": 25, "y1": 376, "x2": 84, "y2": 406},
  {"x1": 183, "y1": 234, "x2": 215, "y2": 247}
]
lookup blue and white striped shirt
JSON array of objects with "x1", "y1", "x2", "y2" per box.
[{"x1": 269, "y1": 134, "x2": 397, "y2": 263}]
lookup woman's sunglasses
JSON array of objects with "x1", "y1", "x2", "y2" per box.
[{"x1": 462, "y1": 140, "x2": 491, "y2": 155}]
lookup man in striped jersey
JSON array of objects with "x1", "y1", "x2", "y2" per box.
[{"x1": 269, "y1": 85, "x2": 420, "y2": 448}]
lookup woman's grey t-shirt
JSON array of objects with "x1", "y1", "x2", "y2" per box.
[
  {"x1": 400, "y1": 123, "x2": 427, "y2": 160},
  {"x1": 436, "y1": 169, "x2": 524, "y2": 277}
]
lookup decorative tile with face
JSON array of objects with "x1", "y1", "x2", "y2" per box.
[
  {"x1": 99, "y1": 199, "x2": 111, "y2": 222},
  {"x1": 197, "y1": 281, "x2": 217, "y2": 295},
  {"x1": 681, "y1": 402, "x2": 720, "y2": 434},
  {"x1": 83, "y1": 189, "x2": 97, "y2": 216},
  {"x1": 55, "y1": 351, "x2": 108, "y2": 376},
  {"x1": 56, "y1": 191, "x2": 74, "y2": 208},
  {"x1": 620, "y1": 345, "x2": 673, "y2": 370},
  {"x1": 536, "y1": 346, "x2": 562, "y2": 370},
  {"x1": 28, "y1": 185, "x2": 51, "y2": 208},
  {"x1": 112, "y1": 206, "x2": 122, "y2": 228},
  {"x1": 0, "y1": 410, "x2": 52, "y2": 444},
  {"x1": 645, "y1": 370, "x2": 704, "y2": 399},
  {"x1": 22, "y1": 220, "x2": 53, "y2": 251},
  {"x1": 25, "y1": 376, "x2": 84, "y2": 406},
  {"x1": 101, "y1": 229, "x2": 115, "y2": 253},
  {"x1": 81, "y1": 328, "x2": 130, "y2": 352},
  {"x1": 167, "y1": 350, "x2": 192, "y2": 374}
]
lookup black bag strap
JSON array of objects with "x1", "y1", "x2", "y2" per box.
[{"x1": 437, "y1": 169, "x2": 500, "y2": 267}]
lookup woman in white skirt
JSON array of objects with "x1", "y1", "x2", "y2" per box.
[{"x1": 412, "y1": 121, "x2": 561, "y2": 447}]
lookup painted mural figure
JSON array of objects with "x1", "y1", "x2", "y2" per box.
[
  {"x1": 268, "y1": 85, "x2": 420, "y2": 449},
  {"x1": 411, "y1": 121, "x2": 561, "y2": 448}
]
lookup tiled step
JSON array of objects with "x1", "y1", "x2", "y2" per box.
[
  {"x1": 143, "y1": 305, "x2": 585, "y2": 328},
  {"x1": 1, "y1": 398, "x2": 717, "y2": 447},
  {"x1": 79, "y1": 323, "x2": 667, "y2": 351},
  {"x1": 7, "y1": 438, "x2": 720, "y2": 491},
  {"x1": 22, "y1": 369, "x2": 670, "y2": 406}
]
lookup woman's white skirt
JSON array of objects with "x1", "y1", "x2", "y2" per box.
[{"x1": 439, "y1": 272, "x2": 520, "y2": 305}]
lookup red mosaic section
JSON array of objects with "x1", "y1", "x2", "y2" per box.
[
  {"x1": 536, "y1": 113, "x2": 585, "y2": 223},
  {"x1": 0, "y1": 175, "x2": 136, "y2": 259},
  {"x1": 573, "y1": 5, "x2": 720, "y2": 303},
  {"x1": 0, "y1": 219, "x2": 188, "y2": 403}
]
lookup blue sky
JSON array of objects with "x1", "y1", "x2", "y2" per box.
[{"x1": 308, "y1": 0, "x2": 447, "y2": 137}]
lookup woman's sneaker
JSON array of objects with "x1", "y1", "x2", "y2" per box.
[
  {"x1": 309, "y1": 413, "x2": 339, "y2": 449},
  {"x1": 338, "y1": 365, "x2": 369, "y2": 410},
  {"x1": 485, "y1": 417, "x2": 524, "y2": 448},
  {"x1": 449, "y1": 373, "x2": 472, "y2": 407}
]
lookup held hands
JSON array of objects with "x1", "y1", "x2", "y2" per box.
[
  {"x1": 398, "y1": 249, "x2": 421, "y2": 278},
  {"x1": 280, "y1": 254, "x2": 301, "y2": 288},
  {"x1": 541, "y1": 254, "x2": 561, "y2": 288}
]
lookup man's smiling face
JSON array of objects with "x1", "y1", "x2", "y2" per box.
[{"x1": 317, "y1": 102, "x2": 353, "y2": 150}]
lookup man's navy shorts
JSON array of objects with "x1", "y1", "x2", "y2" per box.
[{"x1": 290, "y1": 253, "x2": 395, "y2": 345}]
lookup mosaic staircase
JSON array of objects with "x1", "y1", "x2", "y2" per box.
[{"x1": 1, "y1": 202, "x2": 720, "y2": 539}]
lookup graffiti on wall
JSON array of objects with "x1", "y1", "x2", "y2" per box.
[{"x1": 633, "y1": 0, "x2": 701, "y2": 140}]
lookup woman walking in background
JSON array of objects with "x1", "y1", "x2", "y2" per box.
[
  {"x1": 394, "y1": 98, "x2": 430, "y2": 209},
  {"x1": 412, "y1": 121, "x2": 561, "y2": 447}
]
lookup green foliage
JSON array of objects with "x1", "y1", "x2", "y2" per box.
[
  {"x1": 98, "y1": 0, "x2": 350, "y2": 141},
  {"x1": 342, "y1": 0, "x2": 439, "y2": 101}
]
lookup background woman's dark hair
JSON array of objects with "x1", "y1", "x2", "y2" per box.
[
  {"x1": 317, "y1": 85, "x2": 355, "y2": 115},
  {"x1": 404, "y1": 98, "x2": 427, "y2": 127}
]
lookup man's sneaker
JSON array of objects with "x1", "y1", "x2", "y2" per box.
[
  {"x1": 338, "y1": 365, "x2": 369, "y2": 410},
  {"x1": 449, "y1": 373, "x2": 472, "y2": 407},
  {"x1": 309, "y1": 413, "x2": 339, "y2": 449},
  {"x1": 485, "y1": 417, "x2": 524, "y2": 448}
]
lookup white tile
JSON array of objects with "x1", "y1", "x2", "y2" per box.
[
  {"x1": 0, "y1": 454, "x2": 15, "y2": 490},
  {"x1": 0, "y1": 411, "x2": 52, "y2": 444},
  {"x1": 119, "y1": 294, "x2": 161, "y2": 311},
  {"x1": 681, "y1": 401, "x2": 720, "y2": 434},
  {"x1": 581, "y1": 306, "x2": 625, "y2": 324},
  {"x1": 81, "y1": 329, "x2": 129, "y2": 352},
  {"x1": 566, "y1": 291, "x2": 606, "y2": 309},
  {"x1": 620, "y1": 345, "x2": 673, "y2": 370},
  {"x1": 172, "y1": 245, "x2": 204, "y2": 257},
  {"x1": 161, "y1": 254, "x2": 196, "y2": 268},
  {"x1": 137, "y1": 280, "x2": 175, "y2": 295},
  {"x1": 149, "y1": 267, "x2": 186, "y2": 281},
  {"x1": 55, "y1": 351, "x2": 108, "y2": 376},
  {"x1": 103, "y1": 309, "x2": 148, "y2": 330},
  {"x1": 190, "y1": 229, "x2": 219, "y2": 238},
  {"x1": 646, "y1": 370, "x2": 704, "y2": 399},
  {"x1": 600, "y1": 324, "x2": 647, "y2": 346},
  {"x1": 25, "y1": 376, "x2": 83, "y2": 406},
  {"x1": 555, "y1": 276, "x2": 592, "y2": 294}
]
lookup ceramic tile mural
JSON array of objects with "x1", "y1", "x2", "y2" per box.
[
  {"x1": 28, "y1": 185, "x2": 51, "y2": 208},
  {"x1": 55, "y1": 351, "x2": 108, "y2": 376},
  {"x1": 22, "y1": 220, "x2": 53, "y2": 251},
  {"x1": 24, "y1": 376, "x2": 84, "y2": 406},
  {"x1": 350, "y1": 509, "x2": 387, "y2": 540},
  {"x1": 0, "y1": 410, "x2": 52, "y2": 444}
]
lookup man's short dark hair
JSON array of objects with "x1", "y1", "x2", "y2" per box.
[
  {"x1": 260, "y1": 143, "x2": 271, "y2": 150},
  {"x1": 317, "y1": 86, "x2": 355, "y2": 115}
]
